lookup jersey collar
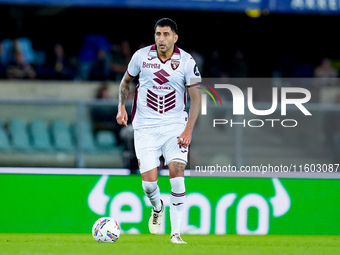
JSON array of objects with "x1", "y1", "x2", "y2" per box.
[{"x1": 149, "y1": 44, "x2": 181, "y2": 63}]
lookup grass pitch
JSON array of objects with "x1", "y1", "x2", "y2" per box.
[{"x1": 0, "y1": 234, "x2": 339, "y2": 255}]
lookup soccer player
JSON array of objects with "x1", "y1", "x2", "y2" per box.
[{"x1": 116, "y1": 18, "x2": 201, "y2": 244}]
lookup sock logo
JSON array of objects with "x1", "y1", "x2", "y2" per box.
[{"x1": 171, "y1": 191, "x2": 186, "y2": 197}]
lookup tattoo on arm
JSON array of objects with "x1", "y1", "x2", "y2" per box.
[
  {"x1": 119, "y1": 72, "x2": 134, "y2": 105},
  {"x1": 119, "y1": 81, "x2": 129, "y2": 105}
]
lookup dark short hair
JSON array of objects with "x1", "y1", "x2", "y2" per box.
[{"x1": 154, "y1": 18, "x2": 178, "y2": 34}]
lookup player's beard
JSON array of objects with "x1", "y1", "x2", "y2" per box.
[{"x1": 157, "y1": 43, "x2": 173, "y2": 56}]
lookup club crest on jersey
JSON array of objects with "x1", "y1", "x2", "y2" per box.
[{"x1": 171, "y1": 60, "x2": 180, "y2": 70}]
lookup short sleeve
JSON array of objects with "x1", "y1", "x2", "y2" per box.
[
  {"x1": 185, "y1": 56, "x2": 201, "y2": 86},
  {"x1": 127, "y1": 50, "x2": 141, "y2": 77}
]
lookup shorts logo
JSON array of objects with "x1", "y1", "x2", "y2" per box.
[
  {"x1": 179, "y1": 144, "x2": 187, "y2": 153},
  {"x1": 171, "y1": 60, "x2": 180, "y2": 70}
]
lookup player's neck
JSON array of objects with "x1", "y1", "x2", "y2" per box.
[{"x1": 157, "y1": 46, "x2": 174, "y2": 62}]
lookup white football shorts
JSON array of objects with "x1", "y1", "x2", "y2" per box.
[{"x1": 134, "y1": 123, "x2": 188, "y2": 173}]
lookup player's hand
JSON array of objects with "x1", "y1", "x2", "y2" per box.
[
  {"x1": 116, "y1": 105, "x2": 128, "y2": 127},
  {"x1": 177, "y1": 128, "x2": 191, "y2": 148}
]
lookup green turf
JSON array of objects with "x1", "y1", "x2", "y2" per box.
[{"x1": 0, "y1": 234, "x2": 339, "y2": 255}]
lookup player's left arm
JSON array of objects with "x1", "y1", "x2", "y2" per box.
[{"x1": 178, "y1": 85, "x2": 201, "y2": 147}]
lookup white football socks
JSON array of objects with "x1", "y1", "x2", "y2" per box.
[
  {"x1": 142, "y1": 180, "x2": 162, "y2": 212},
  {"x1": 170, "y1": 177, "x2": 186, "y2": 236}
]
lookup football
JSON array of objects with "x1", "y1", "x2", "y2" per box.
[{"x1": 92, "y1": 217, "x2": 121, "y2": 243}]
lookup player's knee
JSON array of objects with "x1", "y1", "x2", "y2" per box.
[
  {"x1": 141, "y1": 167, "x2": 158, "y2": 181},
  {"x1": 169, "y1": 160, "x2": 186, "y2": 178},
  {"x1": 142, "y1": 180, "x2": 158, "y2": 194}
]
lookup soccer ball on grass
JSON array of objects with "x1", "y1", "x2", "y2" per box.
[{"x1": 92, "y1": 217, "x2": 121, "y2": 243}]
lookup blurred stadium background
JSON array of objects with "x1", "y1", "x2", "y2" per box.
[{"x1": 0, "y1": 0, "x2": 340, "y2": 238}]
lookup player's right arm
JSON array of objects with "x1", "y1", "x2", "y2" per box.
[
  {"x1": 116, "y1": 49, "x2": 141, "y2": 126},
  {"x1": 116, "y1": 72, "x2": 134, "y2": 126}
]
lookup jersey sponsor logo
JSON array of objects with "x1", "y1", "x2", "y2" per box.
[
  {"x1": 171, "y1": 60, "x2": 180, "y2": 70},
  {"x1": 193, "y1": 64, "x2": 200, "y2": 76},
  {"x1": 146, "y1": 89, "x2": 176, "y2": 114},
  {"x1": 142, "y1": 62, "x2": 160, "y2": 69},
  {"x1": 153, "y1": 85, "x2": 171, "y2": 90},
  {"x1": 153, "y1": 69, "x2": 170, "y2": 85}
]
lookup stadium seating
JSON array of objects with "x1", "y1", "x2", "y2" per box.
[
  {"x1": 50, "y1": 120, "x2": 75, "y2": 152},
  {"x1": 96, "y1": 130, "x2": 121, "y2": 152},
  {"x1": 0, "y1": 118, "x2": 125, "y2": 167},
  {"x1": 8, "y1": 119, "x2": 32, "y2": 152},
  {"x1": 0, "y1": 123, "x2": 11, "y2": 152},
  {"x1": 29, "y1": 120, "x2": 54, "y2": 152},
  {"x1": 72, "y1": 122, "x2": 99, "y2": 153},
  {"x1": 1, "y1": 119, "x2": 125, "y2": 154}
]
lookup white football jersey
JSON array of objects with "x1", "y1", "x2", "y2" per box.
[{"x1": 127, "y1": 44, "x2": 201, "y2": 129}]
